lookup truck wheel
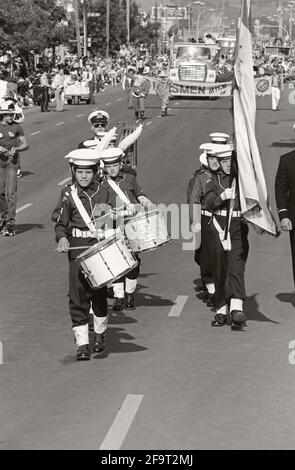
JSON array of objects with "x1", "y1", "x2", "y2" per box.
[
  {"x1": 67, "y1": 99, "x2": 72, "y2": 105},
  {"x1": 86, "y1": 99, "x2": 90, "y2": 104}
]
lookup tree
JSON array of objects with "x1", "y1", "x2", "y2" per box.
[{"x1": 0, "y1": 0, "x2": 70, "y2": 60}]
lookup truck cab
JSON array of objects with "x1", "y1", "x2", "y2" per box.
[{"x1": 169, "y1": 43, "x2": 218, "y2": 84}]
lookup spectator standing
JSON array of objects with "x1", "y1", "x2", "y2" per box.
[
  {"x1": 40, "y1": 68, "x2": 51, "y2": 112},
  {"x1": 0, "y1": 101, "x2": 29, "y2": 236},
  {"x1": 51, "y1": 66, "x2": 65, "y2": 112}
]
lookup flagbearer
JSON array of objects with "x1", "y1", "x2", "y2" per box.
[
  {"x1": 53, "y1": 149, "x2": 111, "y2": 361},
  {"x1": 203, "y1": 144, "x2": 249, "y2": 330}
]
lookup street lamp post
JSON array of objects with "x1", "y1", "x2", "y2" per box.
[
  {"x1": 81, "y1": 0, "x2": 87, "y2": 58},
  {"x1": 196, "y1": 8, "x2": 214, "y2": 42},
  {"x1": 184, "y1": 1, "x2": 204, "y2": 39}
]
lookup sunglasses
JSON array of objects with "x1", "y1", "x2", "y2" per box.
[{"x1": 93, "y1": 123, "x2": 106, "y2": 128}]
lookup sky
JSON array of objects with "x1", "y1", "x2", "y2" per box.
[{"x1": 136, "y1": 0, "x2": 288, "y2": 19}]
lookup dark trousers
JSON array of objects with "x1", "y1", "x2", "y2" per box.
[
  {"x1": 69, "y1": 258, "x2": 107, "y2": 327},
  {"x1": 289, "y1": 229, "x2": 295, "y2": 286},
  {"x1": 209, "y1": 217, "x2": 249, "y2": 309},
  {"x1": 40, "y1": 87, "x2": 49, "y2": 111},
  {"x1": 0, "y1": 163, "x2": 18, "y2": 225},
  {"x1": 199, "y1": 215, "x2": 214, "y2": 284}
]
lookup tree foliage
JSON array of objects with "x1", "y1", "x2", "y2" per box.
[
  {"x1": 0, "y1": 0, "x2": 159, "y2": 59},
  {"x1": 0, "y1": 0, "x2": 70, "y2": 57}
]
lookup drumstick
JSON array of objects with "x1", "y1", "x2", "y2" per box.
[{"x1": 55, "y1": 246, "x2": 91, "y2": 252}]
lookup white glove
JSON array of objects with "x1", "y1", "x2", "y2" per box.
[
  {"x1": 220, "y1": 188, "x2": 235, "y2": 201},
  {"x1": 125, "y1": 204, "x2": 137, "y2": 216},
  {"x1": 96, "y1": 229, "x2": 105, "y2": 240},
  {"x1": 138, "y1": 195, "x2": 153, "y2": 208},
  {"x1": 191, "y1": 222, "x2": 201, "y2": 234}
]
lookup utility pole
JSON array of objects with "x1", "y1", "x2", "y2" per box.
[
  {"x1": 278, "y1": 2, "x2": 283, "y2": 39},
  {"x1": 73, "y1": 0, "x2": 82, "y2": 58},
  {"x1": 106, "y1": 0, "x2": 110, "y2": 58},
  {"x1": 126, "y1": 0, "x2": 130, "y2": 43},
  {"x1": 81, "y1": 0, "x2": 87, "y2": 57},
  {"x1": 155, "y1": 0, "x2": 158, "y2": 55}
]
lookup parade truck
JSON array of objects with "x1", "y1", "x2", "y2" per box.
[{"x1": 169, "y1": 43, "x2": 232, "y2": 98}]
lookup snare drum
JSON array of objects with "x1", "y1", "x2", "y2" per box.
[
  {"x1": 124, "y1": 208, "x2": 170, "y2": 253},
  {"x1": 76, "y1": 234, "x2": 138, "y2": 289}
]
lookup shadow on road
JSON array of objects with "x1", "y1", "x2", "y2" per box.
[
  {"x1": 135, "y1": 283, "x2": 174, "y2": 308},
  {"x1": 108, "y1": 311, "x2": 138, "y2": 325},
  {"x1": 271, "y1": 141, "x2": 295, "y2": 148},
  {"x1": 16, "y1": 223, "x2": 44, "y2": 234},
  {"x1": 245, "y1": 294, "x2": 280, "y2": 324},
  {"x1": 19, "y1": 170, "x2": 35, "y2": 178},
  {"x1": 276, "y1": 292, "x2": 295, "y2": 309},
  {"x1": 107, "y1": 326, "x2": 147, "y2": 354}
]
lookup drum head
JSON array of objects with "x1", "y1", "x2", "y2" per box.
[{"x1": 124, "y1": 208, "x2": 159, "y2": 224}]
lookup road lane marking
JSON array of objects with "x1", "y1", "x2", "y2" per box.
[
  {"x1": 99, "y1": 394, "x2": 144, "y2": 450},
  {"x1": 116, "y1": 98, "x2": 122, "y2": 101},
  {"x1": 175, "y1": 102, "x2": 179, "y2": 105},
  {"x1": 76, "y1": 114, "x2": 84, "y2": 117},
  {"x1": 56, "y1": 122, "x2": 64, "y2": 126},
  {"x1": 29, "y1": 131, "x2": 40, "y2": 136},
  {"x1": 16, "y1": 203, "x2": 33, "y2": 214},
  {"x1": 105, "y1": 102, "x2": 111, "y2": 105},
  {"x1": 58, "y1": 177, "x2": 71, "y2": 186},
  {"x1": 168, "y1": 295, "x2": 188, "y2": 317},
  {"x1": 146, "y1": 121, "x2": 152, "y2": 126}
]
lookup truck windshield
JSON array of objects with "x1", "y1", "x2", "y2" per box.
[{"x1": 176, "y1": 46, "x2": 211, "y2": 60}]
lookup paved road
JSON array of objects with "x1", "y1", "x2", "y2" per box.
[{"x1": 1, "y1": 85, "x2": 295, "y2": 450}]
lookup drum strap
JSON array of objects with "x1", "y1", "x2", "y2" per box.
[
  {"x1": 70, "y1": 185, "x2": 97, "y2": 237},
  {"x1": 107, "y1": 177, "x2": 131, "y2": 205}
]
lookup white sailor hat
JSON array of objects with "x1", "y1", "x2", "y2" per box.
[
  {"x1": 65, "y1": 148, "x2": 100, "y2": 167},
  {"x1": 0, "y1": 100, "x2": 16, "y2": 114},
  {"x1": 199, "y1": 152, "x2": 208, "y2": 167},
  {"x1": 82, "y1": 139, "x2": 100, "y2": 148},
  {"x1": 209, "y1": 132, "x2": 230, "y2": 144},
  {"x1": 88, "y1": 110, "x2": 109, "y2": 125},
  {"x1": 208, "y1": 144, "x2": 233, "y2": 158},
  {"x1": 200, "y1": 143, "x2": 234, "y2": 157},
  {"x1": 100, "y1": 147, "x2": 124, "y2": 164}
]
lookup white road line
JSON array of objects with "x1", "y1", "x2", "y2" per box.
[
  {"x1": 58, "y1": 177, "x2": 71, "y2": 186},
  {"x1": 76, "y1": 114, "x2": 84, "y2": 117},
  {"x1": 99, "y1": 394, "x2": 144, "y2": 450},
  {"x1": 29, "y1": 131, "x2": 40, "y2": 136},
  {"x1": 16, "y1": 203, "x2": 33, "y2": 214},
  {"x1": 146, "y1": 121, "x2": 152, "y2": 126},
  {"x1": 105, "y1": 102, "x2": 111, "y2": 105},
  {"x1": 175, "y1": 102, "x2": 179, "y2": 105},
  {"x1": 168, "y1": 295, "x2": 188, "y2": 317},
  {"x1": 56, "y1": 122, "x2": 64, "y2": 126},
  {"x1": 116, "y1": 98, "x2": 122, "y2": 101}
]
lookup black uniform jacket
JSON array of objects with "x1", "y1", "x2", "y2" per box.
[
  {"x1": 101, "y1": 171, "x2": 145, "y2": 207},
  {"x1": 275, "y1": 150, "x2": 295, "y2": 223},
  {"x1": 53, "y1": 181, "x2": 110, "y2": 258},
  {"x1": 204, "y1": 173, "x2": 241, "y2": 229}
]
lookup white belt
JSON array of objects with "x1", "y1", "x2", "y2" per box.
[
  {"x1": 72, "y1": 228, "x2": 94, "y2": 238},
  {"x1": 201, "y1": 210, "x2": 212, "y2": 217},
  {"x1": 214, "y1": 210, "x2": 241, "y2": 217}
]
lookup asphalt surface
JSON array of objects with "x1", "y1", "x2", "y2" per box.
[{"x1": 1, "y1": 85, "x2": 295, "y2": 450}]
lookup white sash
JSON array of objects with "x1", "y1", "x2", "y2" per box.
[
  {"x1": 107, "y1": 177, "x2": 131, "y2": 205},
  {"x1": 70, "y1": 185, "x2": 97, "y2": 237},
  {"x1": 212, "y1": 216, "x2": 231, "y2": 251}
]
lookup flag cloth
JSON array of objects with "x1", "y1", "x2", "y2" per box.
[{"x1": 233, "y1": 0, "x2": 278, "y2": 236}]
